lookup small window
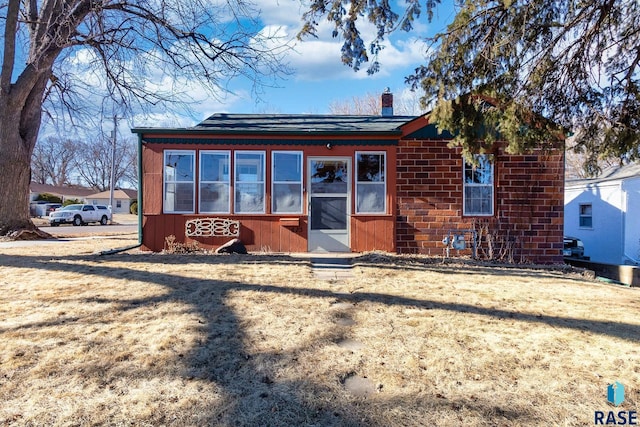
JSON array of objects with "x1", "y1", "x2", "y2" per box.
[
  {"x1": 234, "y1": 151, "x2": 265, "y2": 213},
  {"x1": 200, "y1": 151, "x2": 230, "y2": 213},
  {"x1": 164, "y1": 150, "x2": 195, "y2": 213},
  {"x1": 272, "y1": 151, "x2": 303, "y2": 214},
  {"x1": 579, "y1": 203, "x2": 592, "y2": 228},
  {"x1": 355, "y1": 152, "x2": 386, "y2": 214},
  {"x1": 463, "y1": 154, "x2": 494, "y2": 216},
  {"x1": 116, "y1": 200, "x2": 122, "y2": 208}
]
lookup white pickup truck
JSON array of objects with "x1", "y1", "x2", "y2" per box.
[{"x1": 49, "y1": 204, "x2": 112, "y2": 226}]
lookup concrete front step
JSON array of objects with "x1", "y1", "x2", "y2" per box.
[{"x1": 310, "y1": 256, "x2": 354, "y2": 280}]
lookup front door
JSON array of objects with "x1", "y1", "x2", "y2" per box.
[{"x1": 308, "y1": 157, "x2": 350, "y2": 252}]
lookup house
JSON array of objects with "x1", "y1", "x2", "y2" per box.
[
  {"x1": 29, "y1": 182, "x2": 95, "y2": 203},
  {"x1": 29, "y1": 182, "x2": 96, "y2": 216},
  {"x1": 565, "y1": 162, "x2": 640, "y2": 265},
  {"x1": 132, "y1": 93, "x2": 564, "y2": 263},
  {"x1": 86, "y1": 189, "x2": 138, "y2": 214}
]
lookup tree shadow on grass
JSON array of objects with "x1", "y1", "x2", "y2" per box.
[
  {"x1": 87, "y1": 249, "x2": 594, "y2": 284},
  {"x1": 0, "y1": 251, "x2": 637, "y2": 425},
  {"x1": 2, "y1": 251, "x2": 638, "y2": 342}
]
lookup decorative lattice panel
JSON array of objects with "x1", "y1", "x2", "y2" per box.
[{"x1": 185, "y1": 218, "x2": 240, "y2": 237}]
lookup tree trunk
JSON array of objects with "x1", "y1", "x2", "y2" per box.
[
  {"x1": 0, "y1": 119, "x2": 36, "y2": 235},
  {"x1": 0, "y1": 73, "x2": 50, "y2": 238}
]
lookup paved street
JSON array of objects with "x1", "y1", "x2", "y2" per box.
[{"x1": 0, "y1": 214, "x2": 139, "y2": 248}]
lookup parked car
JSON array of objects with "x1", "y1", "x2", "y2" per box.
[
  {"x1": 30, "y1": 202, "x2": 62, "y2": 217},
  {"x1": 563, "y1": 236, "x2": 586, "y2": 258},
  {"x1": 46, "y1": 203, "x2": 62, "y2": 214},
  {"x1": 49, "y1": 204, "x2": 112, "y2": 226}
]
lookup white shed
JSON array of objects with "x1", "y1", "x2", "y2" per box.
[{"x1": 564, "y1": 163, "x2": 640, "y2": 265}]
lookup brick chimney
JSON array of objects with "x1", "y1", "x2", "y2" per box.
[{"x1": 381, "y1": 88, "x2": 393, "y2": 116}]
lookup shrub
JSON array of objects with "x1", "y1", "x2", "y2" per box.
[
  {"x1": 163, "y1": 235, "x2": 201, "y2": 254},
  {"x1": 130, "y1": 201, "x2": 138, "y2": 215},
  {"x1": 63, "y1": 199, "x2": 82, "y2": 206},
  {"x1": 35, "y1": 193, "x2": 62, "y2": 203}
]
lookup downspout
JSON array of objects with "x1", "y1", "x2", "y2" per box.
[{"x1": 97, "y1": 132, "x2": 144, "y2": 256}]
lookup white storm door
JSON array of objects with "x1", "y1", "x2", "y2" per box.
[{"x1": 308, "y1": 157, "x2": 350, "y2": 252}]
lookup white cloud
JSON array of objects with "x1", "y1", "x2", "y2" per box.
[
  {"x1": 287, "y1": 38, "x2": 362, "y2": 81},
  {"x1": 130, "y1": 112, "x2": 195, "y2": 128},
  {"x1": 251, "y1": 0, "x2": 430, "y2": 83},
  {"x1": 285, "y1": 32, "x2": 427, "y2": 81},
  {"x1": 254, "y1": 0, "x2": 308, "y2": 27},
  {"x1": 44, "y1": 0, "x2": 436, "y2": 126},
  {"x1": 377, "y1": 37, "x2": 428, "y2": 71}
]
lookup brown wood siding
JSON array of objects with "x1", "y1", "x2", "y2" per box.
[
  {"x1": 141, "y1": 215, "x2": 307, "y2": 252},
  {"x1": 140, "y1": 140, "x2": 398, "y2": 253},
  {"x1": 351, "y1": 216, "x2": 395, "y2": 252},
  {"x1": 142, "y1": 145, "x2": 164, "y2": 215}
]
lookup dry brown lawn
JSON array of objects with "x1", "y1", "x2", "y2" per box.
[{"x1": 1, "y1": 236, "x2": 639, "y2": 426}]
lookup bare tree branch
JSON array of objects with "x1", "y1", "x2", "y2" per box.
[{"x1": 0, "y1": 0, "x2": 291, "y2": 235}]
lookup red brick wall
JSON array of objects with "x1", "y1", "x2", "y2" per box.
[{"x1": 396, "y1": 139, "x2": 564, "y2": 264}]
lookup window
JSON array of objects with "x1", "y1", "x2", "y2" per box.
[
  {"x1": 579, "y1": 203, "x2": 592, "y2": 228},
  {"x1": 463, "y1": 154, "x2": 494, "y2": 216},
  {"x1": 200, "y1": 151, "x2": 230, "y2": 213},
  {"x1": 234, "y1": 151, "x2": 265, "y2": 213},
  {"x1": 164, "y1": 150, "x2": 195, "y2": 213},
  {"x1": 272, "y1": 151, "x2": 303, "y2": 214},
  {"x1": 355, "y1": 152, "x2": 386, "y2": 214},
  {"x1": 116, "y1": 200, "x2": 122, "y2": 208}
]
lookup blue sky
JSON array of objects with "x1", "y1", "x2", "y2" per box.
[
  {"x1": 24, "y1": 0, "x2": 456, "y2": 136},
  {"x1": 129, "y1": 0, "x2": 457, "y2": 127}
]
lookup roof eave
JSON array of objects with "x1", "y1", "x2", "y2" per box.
[{"x1": 131, "y1": 128, "x2": 403, "y2": 137}]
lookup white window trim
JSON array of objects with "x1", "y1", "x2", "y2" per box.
[
  {"x1": 234, "y1": 151, "x2": 266, "y2": 214},
  {"x1": 579, "y1": 203, "x2": 593, "y2": 228},
  {"x1": 163, "y1": 149, "x2": 195, "y2": 214},
  {"x1": 355, "y1": 151, "x2": 387, "y2": 214},
  {"x1": 272, "y1": 151, "x2": 303, "y2": 214},
  {"x1": 199, "y1": 150, "x2": 231, "y2": 214},
  {"x1": 462, "y1": 154, "x2": 494, "y2": 217}
]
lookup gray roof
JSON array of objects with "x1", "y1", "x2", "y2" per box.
[
  {"x1": 566, "y1": 162, "x2": 640, "y2": 186},
  {"x1": 196, "y1": 113, "x2": 417, "y2": 133},
  {"x1": 30, "y1": 182, "x2": 96, "y2": 198},
  {"x1": 133, "y1": 114, "x2": 417, "y2": 135}
]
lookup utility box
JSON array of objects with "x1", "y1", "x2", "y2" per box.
[{"x1": 452, "y1": 234, "x2": 466, "y2": 250}]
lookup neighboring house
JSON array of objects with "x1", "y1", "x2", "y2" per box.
[
  {"x1": 131, "y1": 93, "x2": 564, "y2": 263},
  {"x1": 29, "y1": 182, "x2": 95, "y2": 203},
  {"x1": 86, "y1": 189, "x2": 138, "y2": 214},
  {"x1": 29, "y1": 182, "x2": 96, "y2": 217},
  {"x1": 565, "y1": 163, "x2": 640, "y2": 265}
]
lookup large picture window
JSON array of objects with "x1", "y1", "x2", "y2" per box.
[
  {"x1": 164, "y1": 150, "x2": 195, "y2": 213},
  {"x1": 355, "y1": 152, "x2": 386, "y2": 214},
  {"x1": 272, "y1": 151, "x2": 303, "y2": 213},
  {"x1": 200, "y1": 151, "x2": 230, "y2": 213},
  {"x1": 463, "y1": 154, "x2": 494, "y2": 216},
  {"x1": 234, "y1": 151, "x2": 265, "y2": 213}
]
